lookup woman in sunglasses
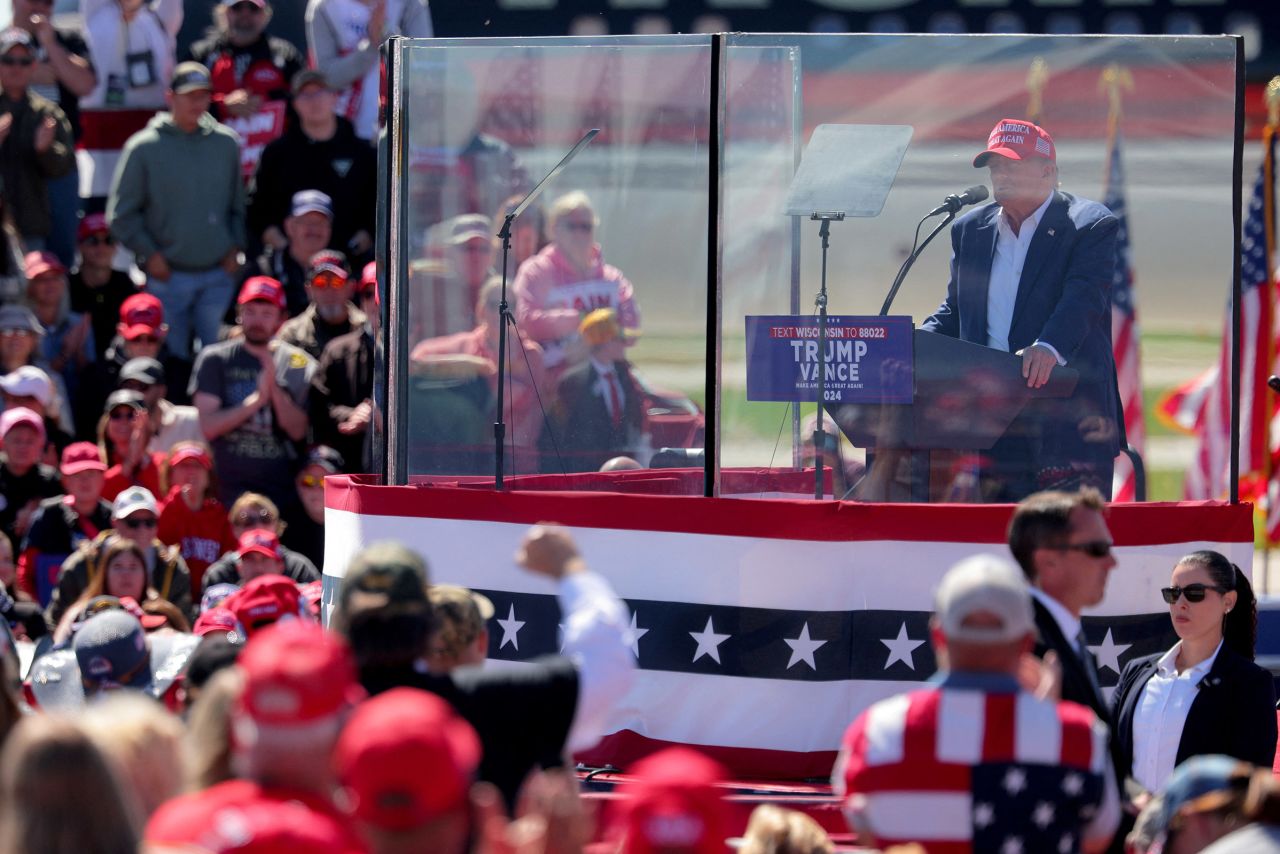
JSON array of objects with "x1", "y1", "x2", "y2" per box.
[
  {"x1": 279, "y1": 445, "x2": 342, "y2": 571},
  {"x1": 97, "y1": 389, "x2": 165, "y2": 502},
  {"x1": 1111, "y1": 550, "x2": 1277, "y2": 798}
]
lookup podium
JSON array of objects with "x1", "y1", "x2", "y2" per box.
[{"x1": 828, "y1": 329, "x2": 1078, "y2": 502}]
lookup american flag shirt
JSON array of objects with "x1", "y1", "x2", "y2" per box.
[{"x1": 834, "y1": 672, "x2": 1120, "y2": 853}]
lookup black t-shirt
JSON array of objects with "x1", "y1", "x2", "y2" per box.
[
  {"x1": 0, "y1": 460, "x2": 62, "y2": 556},
  {"x1": 360, "y1": 658, "x2": 579, "y2": 808},
  {"x1": 69, "y1": 268, "x2": 138, "y2": 360},
  {"x1": 29, "y1": 29, "x2": 91, "y2": 141}
]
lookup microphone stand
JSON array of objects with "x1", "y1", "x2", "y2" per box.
[
  {"x1": 493, "y1": 129, "x2": 599, "y2": 489},
  {"x1": 811, "y1": 212, "x2": 843, "y2": 500},
  {"x1": 879, "y1": 210, "x2": 955, "y2": 317}
]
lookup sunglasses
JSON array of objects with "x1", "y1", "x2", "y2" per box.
[
  {"x1": 129, "y1": 335, "x2": 160, "y2": 345},
  {"x1": 83, "y1": 235, "x2": 114, "y2": 247},
  {"x1": 310, "y1": 273, "x2": 347, "y2": 289},
  {"x1": 0, "y1": 57, "x2": 34, "y2": 67},
  {"x1": 108, "y1": 408, "x2": 137, "y2": 421},
  {"x1": 236, "y1": 511, "x2": 274, "y2": 527},
  {"x1": 0, "y1": 329, "x2": 33, "y2": 338},
  {"x1": 297, "y1": 474, "x2": 325, "y2": 489},
  {"x1": 1161, "y1": 583, "x2": 1229, "y2": 604},
  {"x1": 228, "y1": 2, "x2": 263, "y2": 11},
  {"x1": 1045, "y1": 540, "x2": 1113, "y2": 559},
  {"x1": 121, "y1": 516, "x2": 157, "y2": 530}
]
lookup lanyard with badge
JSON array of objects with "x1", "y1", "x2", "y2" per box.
[{"x1": 105, "y1": 12, "x2": 158, "y2": 105}]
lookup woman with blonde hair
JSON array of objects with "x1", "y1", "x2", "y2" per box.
[
  {"x1": 738, "y1": 804, "x2": 835, "y2": 854},
  {"x1": 0, "y1": 714, "x2": 139, "y2": 854},
  {"x1": 512, "y1": 190, "x2": 641, "y2": 375}
]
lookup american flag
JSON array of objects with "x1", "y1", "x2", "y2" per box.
[
  {"x1": 1103, "y1": 127, "x2": 1145, "y2": 501},
  {"x1": 1173, "y1": 128, "x2": 1276, "y2": 507},
  {"x1": 834, "y1": 687, "x2": 1117, "y2": 853}
]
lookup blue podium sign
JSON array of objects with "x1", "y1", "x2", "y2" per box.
[{"x1": 744, "y1": 315, "x2": 915, "y2": 403}]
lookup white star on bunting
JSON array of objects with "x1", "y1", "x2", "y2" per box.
[
  {"x1": 1003, "y1": 767, "x2": 1027, "y2": 796},
  {"x1": 1032, "y1": 802, "x2": 1055, "y2": 829},
  {"x1": 880, "y1": 622, "x2": 925, "y2": 670},
  {"x1": 626, "y1": 611, "x2": 649, "y2": 658},
  {"x1": 973, "y1": 803, "x2": 995, "y2": 829},
  {"x1": 1089, "y1": 628, "x2": 1131, "y2": 675},
  {"x1": 784, "y1": 622, "x2": 827, "y2": 670},
  {"x1": 497, "y1": 604, "x2": 525, "y2": 650},
  {"x1": 689, "y1": 616, "x2": 730, "y2": 664}
]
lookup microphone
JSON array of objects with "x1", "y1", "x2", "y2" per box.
[{"x1": 928, "y1": 185, "x2": 990, "y2": 217}]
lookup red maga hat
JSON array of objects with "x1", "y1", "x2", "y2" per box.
[
  {"x1": 236, "y1": 620, "x2": 364, "y2": 726},
  {"x1": 334, "y1": 687, "x2": 481, "y2": 830},
  {"x1": 616, "y1": 748, "x2": 733, "y2": 854},
  {"x1": 77, "y1": 212, "x2": 110, "y2": 242},
  {"x1": 60, "y1": 442, "x2": 106, "y2": 476},
  {"x1": 237, "y1": 276, "x2": 286, "y2": 310},
  {"x1": 973, "y1": 118, "x2": 1056, "y2": 167},
  {"x1": 119, "y1": 293, "x2": 164, "y2": 338}
]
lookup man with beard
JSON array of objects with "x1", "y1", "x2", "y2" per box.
[
  {"x1": 278, "y1": 249, "x2": 366, "y2": 360},
  {"x1": 190, "y1": 276, "x2": 314, "y2": 508},
  {"x1": 182, "y1": 0, "x2": 303, "y2": 126}
]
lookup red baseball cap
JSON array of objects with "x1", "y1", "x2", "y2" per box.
[
  {"x1": 223, "y1": 573, "x2": 295, "y2": 639},
  {"x1": 77, "y1": 212, "x2": 110, "y2": 242},
  {"x1": 358, "y1": 260, "x2": 377, "y2": 297},
  {"x1": 145, "y1": 785, "x2": 357, "y2": 853},
  {"x1": 60, "y1": 441, "x2": 106, "y2": 476},
  {"x1": 615, "y1": 748, "x2": 732, "y2": 854},
  {"x1": 24, "y1": 250, "x2": 66, "y2": 280},
  {"x1": 334, "y1": 688, "x2": 481, "y2": 831},
  {"x1": 119, "y1": 293, "x2": 164, "y2": 339},
  {"x1": 193, "y1": 607, "x2": 239, "y2": 638},
  {"x1": 236, "y1": 620, "x2": 364, "y2": 727},
  {"x1": 236, "y1": 528, "x2": 282, "y2": 561},
  {"x1": 168, "y1": 443, "x2": 213, "y2": 470},
  {"x1": 237, "y1": 276, "x2": 286, "y2": 310},
  {"x1": 973, "y1": 118, "x2": 1056, "y2": 167}
]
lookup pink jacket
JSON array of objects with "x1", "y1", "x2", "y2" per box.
[{"x1": 512, "y1": 244, "x2": 640, "y2": 369}]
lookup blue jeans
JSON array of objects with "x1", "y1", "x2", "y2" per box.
[
  {"x1": 148, "y1": 268, "x2": 234, "y2": 359},
  {"x1": 45, "y1": 168, "x2": 81, "y2": 269}
]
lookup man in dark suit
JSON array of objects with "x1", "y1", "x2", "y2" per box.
[
  {"x1": 923, "y1": 118, "x2": 1121, "y2": 501},
  {"x1": 545, "y1": 308, "x2": 645, "y2": 473},
  {"x1": 1007, "y1": 486, "x2": 1116, "y2": 724}
]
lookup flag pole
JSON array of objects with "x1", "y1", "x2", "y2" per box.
[{"x1": 1262, "y1": 77, "x2": 1279, "y2": 592}]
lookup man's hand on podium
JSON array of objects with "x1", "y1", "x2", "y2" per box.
[{"x1": 1017, "y1": 342, "x2": 1058, "y2": 389}]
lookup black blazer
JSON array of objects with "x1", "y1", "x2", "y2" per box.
[
  {"x1": 545, "y1": 359, "x2": 645, "y2": 473},
  {"x1": 1033, "y1": 598, "x2": 1110, "y2": 724},
  {"x1": 1111, "y1": 645, "x2": 1278, "y2": 785}
]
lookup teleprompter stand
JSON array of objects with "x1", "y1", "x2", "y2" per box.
[
  {"x1": 783, "y1": 124, "x2": 912, "y2": 499},
  {"x1": 492, "y1": 129, "x2": 599, "y2": 489}
]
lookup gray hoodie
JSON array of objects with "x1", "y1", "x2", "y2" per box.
[{"x1": 107, "y1": 111, "x2": 245, "y2": 271}]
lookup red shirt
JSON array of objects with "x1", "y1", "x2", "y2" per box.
[
  {"x1": 157, "y1": 485, "x2": 235, "y2": 595},
  {"x1": 102, "y1": 452, "x2": 166, "y2": 503}
]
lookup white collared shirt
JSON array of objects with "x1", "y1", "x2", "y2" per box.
[
  {"x1": 1132, "y1": 639, "x2": 1223, "y2": 792},
  {"x1": 987, "y1": 191, "x2": 1055, "y2": 353},
  {"x1": 590, "y1": 357, "x2": 625, "y2": 414},
  {"x1": 1031, "y1": 587, "x2": 1082, "y2": 652}
]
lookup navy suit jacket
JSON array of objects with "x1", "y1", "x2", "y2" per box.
[
  {"x1": 1032, "y1": 598, "x2": 1110, "y2": 725},
  {"x1": 922, "y1": 190, "x2": 1122, "y2": 468},
  {"x1": 1111, "y1": 646, "x2": 1278, "y2": 786}
]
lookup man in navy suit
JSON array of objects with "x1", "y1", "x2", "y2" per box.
[{"x1": 923, "y1": 118, "x2": 1121, "y2": 500}]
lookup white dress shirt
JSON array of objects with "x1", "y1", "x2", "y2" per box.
[
  {"x1": 1132, "y1": 640, "x2": 1223, "y2": 792},
  {"x1": 986, "y1": 191, "x2": 1064, "y2": 364},
  {"x1": 558, "y1": 571, "x2": 636, "y2": 753}
]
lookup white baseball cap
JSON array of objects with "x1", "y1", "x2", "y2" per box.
[
  {"x1": 934, "y1": 554, "x2": 1035, "y2": 644},
  {"x1": 112, "y1": 486, "x2": 158, "y2": 520},
  {"x1": 0, "y1": 365, "x2": 53, "y2": 407}
]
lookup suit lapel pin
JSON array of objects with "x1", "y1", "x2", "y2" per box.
[{"x1": 1047, "y1": 228, "x2": 1056, "y2": 237}]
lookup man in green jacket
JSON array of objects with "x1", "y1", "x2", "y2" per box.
[
  {"x1": 108, "y1": 62, "x2": 245, "y2": 364},
  {"x1": 0, "y1": 28, "x2": 74, "y2": 251}
]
